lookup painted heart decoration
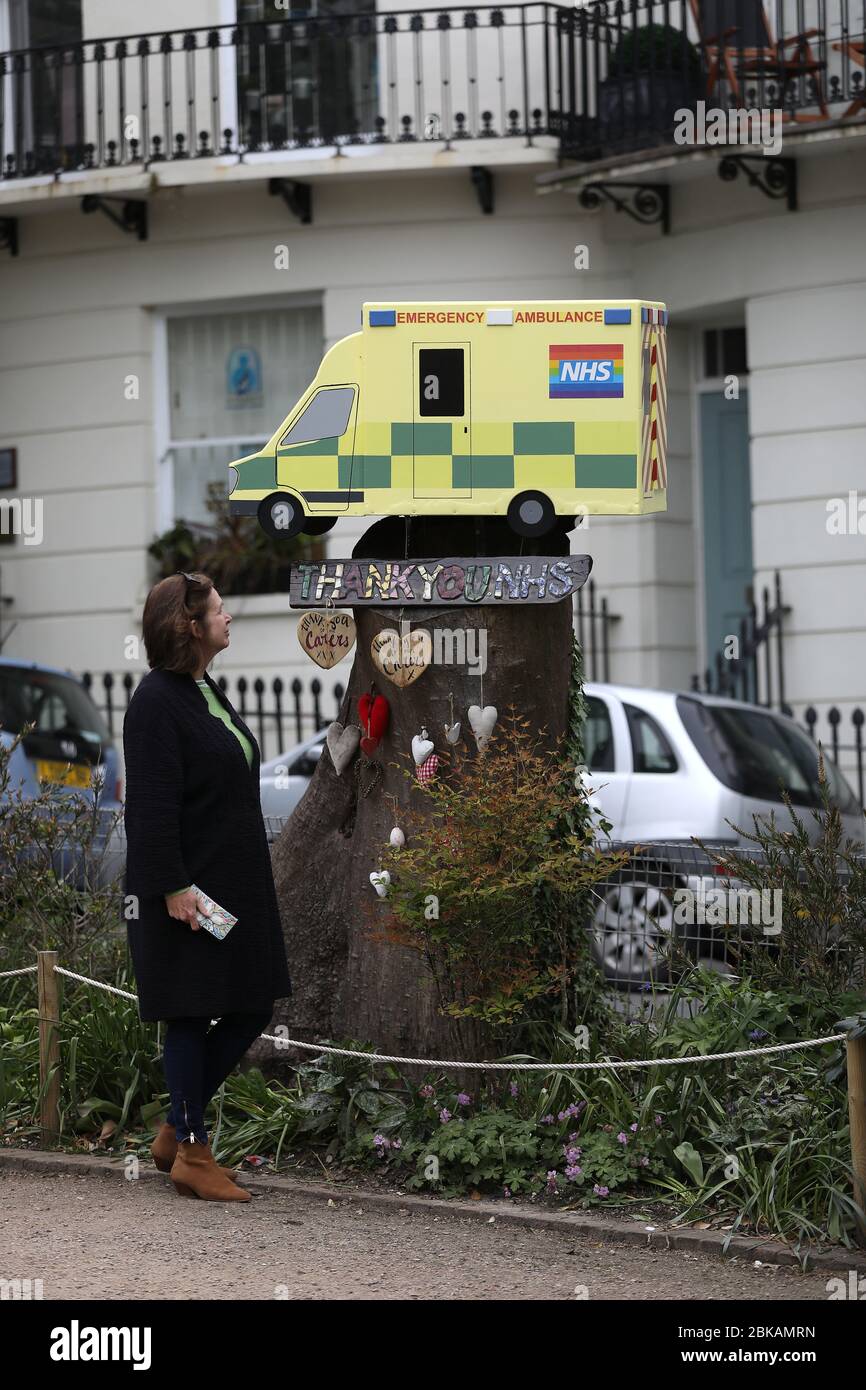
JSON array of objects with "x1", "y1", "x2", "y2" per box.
[
  {"x1": 370, "y1": 870, "x2": 391, "y2": 899},
  {"x1": 467, "y1": 704, "x2": 498, "y2": 754},
  {"x1": 444, "y1": 721, "x2": 462, "y2": 745},
  {"x1": 326, "y1": 721, "x2": 361, "y2": 775},
  {"x1": 296, "y1": 610, "x2": 356, "y2": 669},
  {"x1": 358, "y1": 691, "x2": 391, "y2": 757},
  {"x1": 412, "y1": 729, "x2": 435, "y2": 766},
  {"x1": 371, "y1": 627, "x2": 432, "y2": 688}
]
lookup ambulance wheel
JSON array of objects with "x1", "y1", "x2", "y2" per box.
[
  {"x1": 257, "y1": 493, "x2": 305, "y2": 540},
  {"x1": 507, "y1": 491, "x2": 556, "y2": 538},
  {"x1": 302, "y1": 517, "x2": 337, "y2": 536}
]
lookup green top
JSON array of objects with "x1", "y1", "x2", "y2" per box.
[{"x1": 166, "y1": 678, "x2": 255, "y2": 898}]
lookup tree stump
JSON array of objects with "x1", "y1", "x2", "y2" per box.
[{"x1": 262, "y1": 515, "x2": 579, "y2": 1076}]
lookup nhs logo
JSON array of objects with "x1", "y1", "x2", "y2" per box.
[{"x1": 549, "y1": 344, "x2": 624, "y2": 399}]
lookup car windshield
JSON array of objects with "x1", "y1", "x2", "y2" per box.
[
  {"x1": 0, "y1": 666, "x2": 110, "y2": 744},
  {"x1": 677, "y1": 697, "x2": 859, "y2": 813}
]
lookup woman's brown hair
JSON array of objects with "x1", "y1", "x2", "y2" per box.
[{"x1": 142, "y1": 572, "x2": 214, "y2": 673}]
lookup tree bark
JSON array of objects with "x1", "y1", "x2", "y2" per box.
[{"x1": 261, "y1": 515, "x2": 578, "y2": 1073}]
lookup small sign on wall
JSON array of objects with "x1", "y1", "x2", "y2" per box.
[{"x1": 226, "y1": 347, "x2": 263, "y2": 409}]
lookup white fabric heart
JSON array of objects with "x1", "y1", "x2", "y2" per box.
[
  {"x1": 369, "y1": 869, "x2": 391, "y2": 898},
  {"x1": 467, "y1": 704, "x2": 498, "y2": 753},
  {"x1": 411, "y1": 730, "x2": 434, "y2": 766},
  {"x1": 326, "y1": 721, "x2": 361, "y2": 775},
  {"x1": 444, "y1": 721, "x2": 462, "y2": 745}
]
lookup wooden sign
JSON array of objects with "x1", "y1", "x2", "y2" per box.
[
  {"x1": 296, "y1": 610, "x2": 357, "y2": 667},
  {"x1": 289, "y1": 556, "x2": 592, "y2": 607}
]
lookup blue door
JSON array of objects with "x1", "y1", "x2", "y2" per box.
[{"x1": 699, "y1": 390, "x2": 753, "y2": 661}]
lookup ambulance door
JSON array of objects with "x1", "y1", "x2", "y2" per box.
[
  {"x1": 275, "y1": 384, "x2": 357, "y2": 511},
  {"x1": 412, "y1": 343, "x2": 471, "y2": 499}
]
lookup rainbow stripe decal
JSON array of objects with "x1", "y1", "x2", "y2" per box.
[{"x1": 549, "y1": 343, "x2": 624, "y2": 399}]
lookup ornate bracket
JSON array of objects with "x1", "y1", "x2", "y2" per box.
[
  {"x1": 577, "y1": 182, "x2": 669, "y2": 235},
  {"x1": 80, "y1": 196, "x2": 148, "y2": 240},
  {"x1": 470, "y1": 165, "x2": 494, "y2": 214},
  {"x1": 717, "y1": 156, "x2": 797, "y2": 211},
  {"x1": 0, "y1": 218, "x2": 19, "y2": 257},
  {"x1": 268, "y1": 178, "x2": 312, "y2": 224}
]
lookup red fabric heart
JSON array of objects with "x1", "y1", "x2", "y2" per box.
[{"x1": 358, "y1": 692, "x2": 390, "y2": 753}]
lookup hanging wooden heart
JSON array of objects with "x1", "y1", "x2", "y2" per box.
[
  {"x1": 296, "y1": 610, "x2": 356, "y2": 669},
  {"x1": 358, "y1": 691, "x2": 390, "y2": 757},
  {"x1": 325, "y1": 721, "x2": 360, "y2": 775},
  {"x1": 467, "y1": 704, "x2": 498, "y2": 754},
  {"x1": 371, "y1": 627, "x2": 431, "y2": 688}
]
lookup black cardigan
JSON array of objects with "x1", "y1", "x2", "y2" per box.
[{"x1": 122, "y1": 667, "x2": 292, "y2": 1022}]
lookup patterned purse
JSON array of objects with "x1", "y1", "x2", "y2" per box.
[{"x1": 189, "y1": 885, "x2": 238, "y2": 941}]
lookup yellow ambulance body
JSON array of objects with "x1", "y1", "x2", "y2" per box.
[{"x1": 228, "y1": 299, "x2": 668, "y2": 539}]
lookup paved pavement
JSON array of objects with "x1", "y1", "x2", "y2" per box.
[{"x1": 0, "y1": 1165, "x2": 850, "y2": 1301}]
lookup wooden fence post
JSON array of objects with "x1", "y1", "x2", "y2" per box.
[
  {"x1": 848, "y1": 1032, "x2": 866, "y2": 1246},
  {"x1": 37, "y1": 950, "x2": 61, "y2": 1145}
]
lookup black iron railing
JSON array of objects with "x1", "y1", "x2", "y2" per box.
[
  {"x1": 0, "y1": 5, "x2": 561, "y2": 178},
  {"x1": 82, "y1": 670, "x2": 344, "y2": 762},
  {"x1": 691, "y1": 570, "x2": 790, "y2": 710},
  {"x1": 2, "y1": 2, "x2": 863, "y2": 179},
  {"x1": 576, "y1": 576, "x2": 619, "y2": 683}
]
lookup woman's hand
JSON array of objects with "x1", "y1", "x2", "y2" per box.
[{"x1": 164, "y1": 889, "x2": 211, "y2": 930}]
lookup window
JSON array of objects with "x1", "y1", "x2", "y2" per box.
[
  {"x1": 0, "y1": 666, "x2": 109, "y2": 743},
  {"x1": 624, "y1": 704, "x2": 678, "y2": 773},
  {"x1": 280, "y1": 387, "x2": 354, "y2": 447},
  {"x1": 583, "y1": 696, "x2": 615, "y2": 772},
  {"x1": 165, "y1": 304, "x2": 322, "y2": 527},
  {"x1": 703, "y1": 327, "x2": 748, "y2": 379},
  {"x1": 677, "y1": 698, "x2": 860, "y2": 812},
  {"x1": 418, "y1": 348, "x2": 465, "y2": 416}
]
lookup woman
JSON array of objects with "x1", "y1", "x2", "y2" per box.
[{"x1": 123, "y1": 571, "x2": 292, "y2": 1201}]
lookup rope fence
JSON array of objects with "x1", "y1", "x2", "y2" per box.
[{"x1": 2, "y1": 951, "x2": 866, "y2": 1239}]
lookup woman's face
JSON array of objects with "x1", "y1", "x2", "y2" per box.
[{"x1": 194, "y1": 587, "x2": 231, "y2": 659}]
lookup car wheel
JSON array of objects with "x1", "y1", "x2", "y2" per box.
[
  {"x1": 257, "y1": 493, "x2": 305, "y2": 540},
  {"x1": 588, "y1": 869, "x2": 680, "y2": 990},
  {"x1": 507, "y1": 491, "x2": 556, "y2": 537},
  {"x1": 302, "y1": 516, "x2": 337, "y2": 535}
]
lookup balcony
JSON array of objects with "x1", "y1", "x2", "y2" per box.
[{"x1": 0, "y1": 2, "x2": 862, "y2": 183}]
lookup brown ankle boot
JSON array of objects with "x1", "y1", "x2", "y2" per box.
[
  {"x1": 170, "y1": 1139, "x2": 251, "y2": 1201},
  {"x1": 151, "y1": 1122, "x2": 241, "y2": 1183}
]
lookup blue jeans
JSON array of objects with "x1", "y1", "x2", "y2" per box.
[{"x1": 162, "y1": 1010, "x2": 273, "y2": 1144}]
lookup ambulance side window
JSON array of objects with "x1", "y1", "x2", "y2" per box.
[
  {"x1": 280, "y1": 387, "x2": 355, "y2": 446},
  {"x1": 418, "y1": 348, "x2": 464, "y2": 417}
]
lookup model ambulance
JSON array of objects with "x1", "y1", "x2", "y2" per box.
[{"x1": 228, "y1": 299, "x2": 668, "y2": 539}]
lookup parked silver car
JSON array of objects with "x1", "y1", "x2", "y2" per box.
[{"x1": 260, "y1": 684, "x2": 864, "y2": 988}]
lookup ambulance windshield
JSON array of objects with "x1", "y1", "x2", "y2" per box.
[{"x1": 281, "y1": 387, "x2": 354, "y2": 446}]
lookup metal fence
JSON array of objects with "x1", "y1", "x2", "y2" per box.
[
  {"x1": 82, "y1": 670, "x2": 345, "y2": 764},
  {"x1": 2, "y1": 1, "x2": 862, "y2": 179}
]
